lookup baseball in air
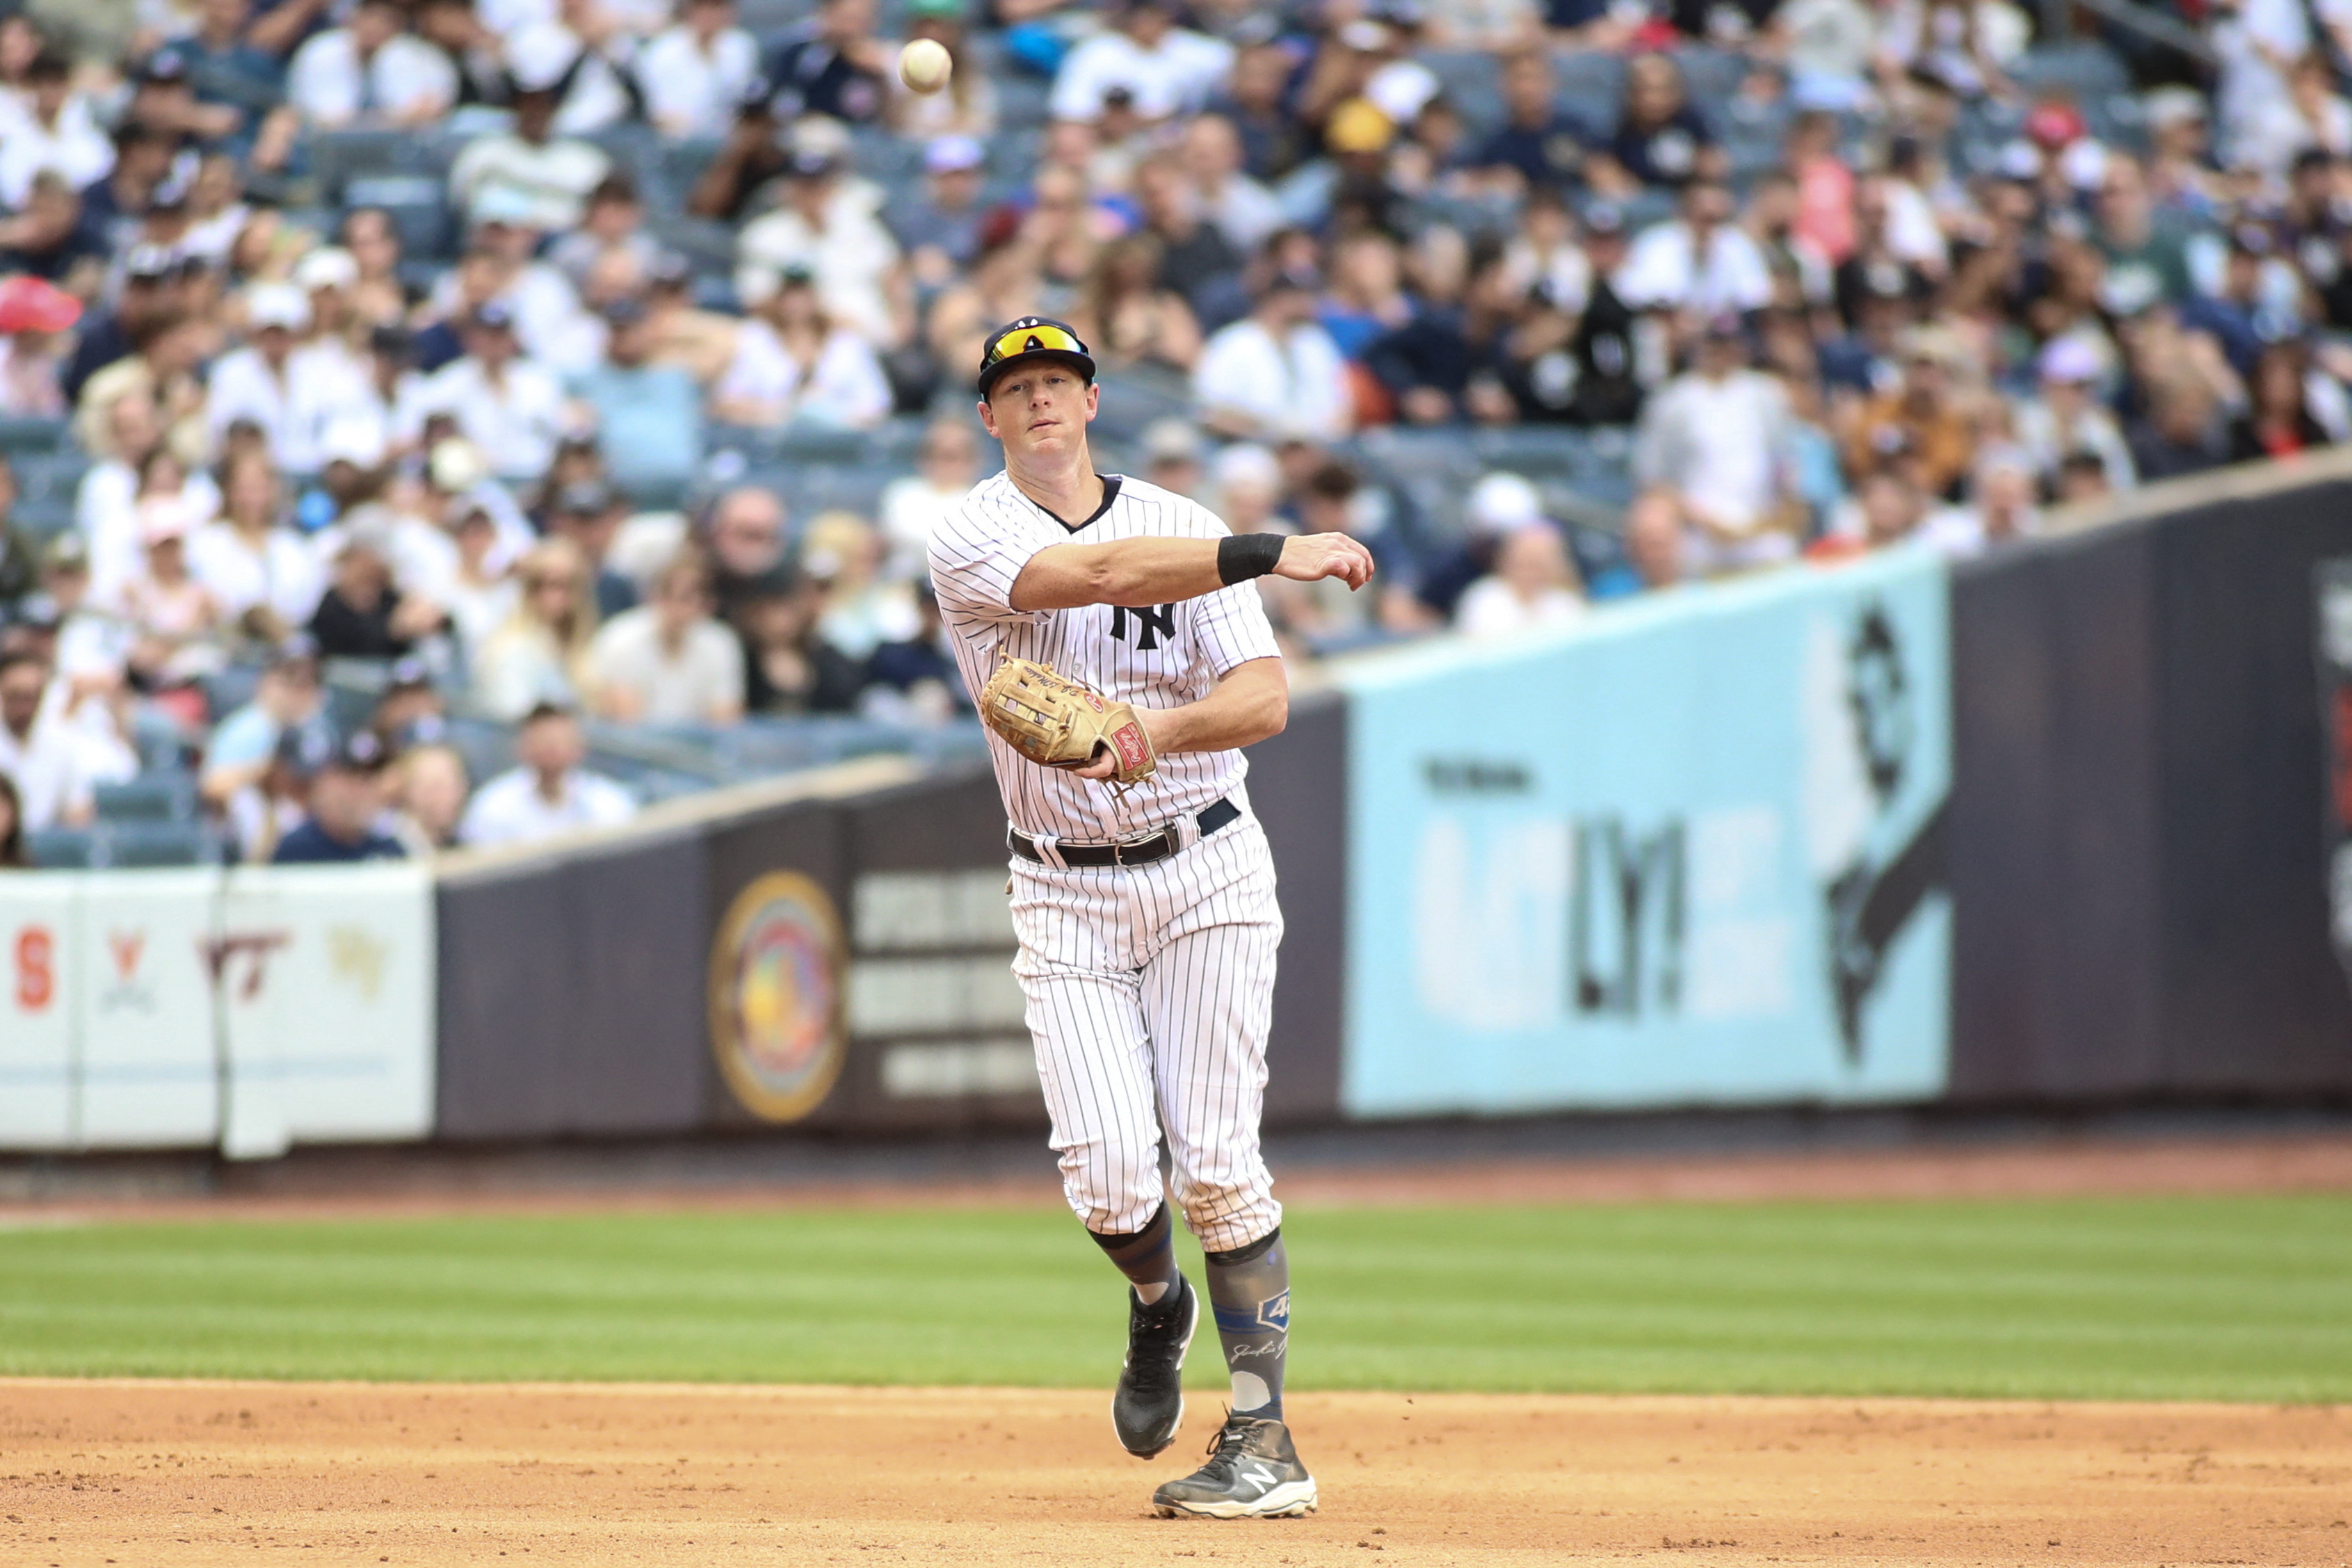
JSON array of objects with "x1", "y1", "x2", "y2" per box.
[{"x1": 898, "y1": 38, "x2": 953, "y2": 93}]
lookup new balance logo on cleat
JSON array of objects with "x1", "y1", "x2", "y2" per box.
[{"x1": 1151, "y1": 1413, "x2": 1318, "y2": 1520}]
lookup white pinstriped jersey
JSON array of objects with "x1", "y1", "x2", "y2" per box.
[{"x1": 930, "y1": 470, "x2": 1282, "y2": 843}]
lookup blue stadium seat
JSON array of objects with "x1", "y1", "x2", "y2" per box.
[
  {"x1": 1552, "y1": 50, "x2": 1626, "y2": 130},
  {"x1": 0, "y1": 415, "x2": 70, "y2": 453},
  {"x1": 90, "y1": 821, "x2": 224, "y2": 868},
  {"x1": 2008, "y1": 42, "x2": 2129, "y2": 104},
  {"x1": 92, "y1": 775, "x2": 198, "y2": 823},
  {"x1": 344, "y1": 175, "x2": 453, "y2": 261},
  {"x1": 997, "y1": 74, "x2": 1054, "y2": 132},
  {"x1": 1421, "y1": 50, "x2": 1505, "y2": 136},
  {"x1": 26, "y1": 827, "x2": 93, "y2": 869}
]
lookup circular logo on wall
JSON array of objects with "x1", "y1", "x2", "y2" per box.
[{"x1": 708, "y1": 872, "x2": 845, "y2": 1122}]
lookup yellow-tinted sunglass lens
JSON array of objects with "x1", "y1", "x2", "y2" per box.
[{"x1": 988, "y1": 325, "x2": 1084, "y2": 363}]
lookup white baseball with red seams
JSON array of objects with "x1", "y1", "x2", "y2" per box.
[{"x1": 930, "y1": 470, "x2": 1284, "y2": 1252}]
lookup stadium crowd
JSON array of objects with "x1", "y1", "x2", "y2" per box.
[{"x1": 0, "y1": 0, "x2": 2342, "y2": 866}]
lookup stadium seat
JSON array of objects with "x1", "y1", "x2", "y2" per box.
[
  {"x1": 2008, "y1": 42, "x2": 2130, "y2": 103},
  {"x1": 26, "y1": 827, "x2": 94, "y2": 869},
  {"x1": 1421, "y1": 50, "x2": 1505, "y2": 136},
  {"x1": 997, "y1": 74, "x2": 1054, "y2": 131},
  {"x1": 1552, "y1": 51, "x2": 1626, "y2": 129},
  {"x1": 92, "y1": 775, "x2": 199, "y2": 823},
  {"x1": 1673, "y1": 46, "x2": 1749, "y2": 106},
  {"x1": 344, "y1": 175, "x2": 453, "y2": 261},
  {"x1": 0, "y1": 415, "x2": 70, "y2": 453},
  {"x1": 90, "y1": 821, "x2": 224, "y2": 869}
]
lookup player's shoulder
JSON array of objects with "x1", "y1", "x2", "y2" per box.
[
  {"x1": 935, "y1": 470, "x2": 1027, "y2": 540},
  {"x1": 1105, "y1": 476, "x2": 1230, "y2": 538}
]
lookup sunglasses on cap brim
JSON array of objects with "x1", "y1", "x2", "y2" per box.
[{"x1": 979, "y1": 323, "x2": 1093, "y2": 387}]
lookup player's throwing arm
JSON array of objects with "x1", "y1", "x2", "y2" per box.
[{"x1": 928, "y1": 318, "x2": 1373, "y2": 1520}]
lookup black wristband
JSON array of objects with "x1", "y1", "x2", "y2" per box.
[{"x1": 1216, "y1": 533, "x2": 1285, "y2": 585}]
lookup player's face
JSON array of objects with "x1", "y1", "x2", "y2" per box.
[{"x1": 978, "y1": 363, "x2": 1098, "y2": 460}]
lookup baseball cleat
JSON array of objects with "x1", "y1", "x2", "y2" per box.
[
  {"x1": 1112, "y1": 1275, "x2": 1196, "y2": 1458},
  {"x1": 1151, "y1": 1412, "x2": 1318, "y2": 1519}
]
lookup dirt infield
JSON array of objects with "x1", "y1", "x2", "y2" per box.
[{"x1": 3, "y1": 1381, "x2": 2346, "y2": 1567}]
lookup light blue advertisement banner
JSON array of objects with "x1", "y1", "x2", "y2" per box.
[{"x1": 1337, "y1": 547, "x2": 1952, "y2": 1117}]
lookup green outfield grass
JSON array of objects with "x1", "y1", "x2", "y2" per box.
[{"x1": 1, "y1": 1195, "x2": 2346, "y2": 1401}]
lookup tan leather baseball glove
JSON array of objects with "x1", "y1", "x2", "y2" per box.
[{"x1": 978, "y1": 658, "x2": 1158, "y2": 786}]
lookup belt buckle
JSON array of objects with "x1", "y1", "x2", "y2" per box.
[{"x1": 1111, "y1": 825, "x2": 1171, "y2": 865}]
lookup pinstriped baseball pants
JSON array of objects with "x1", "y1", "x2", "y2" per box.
[{"x1": 1009, "y1": 810, "x2": 1284, "y2": 1254}]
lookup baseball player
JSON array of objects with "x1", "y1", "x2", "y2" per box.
[{"x1": 929, "y1": 319, "x2": 1374, "y2": 1519}]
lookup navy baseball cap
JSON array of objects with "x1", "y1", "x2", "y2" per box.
[{"x1": 976, "y1": 316, "x2": 1095, "y2": 398}]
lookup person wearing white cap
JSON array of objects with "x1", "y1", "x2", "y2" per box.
[
  {"x1": 207, "y1": 282, "x2": 371, "y2": 472},
  {"x1": 287, "y1": 0, "x2": 458, "y2": 129},
  {"x1": 2014, "y1": 335, "x2": 2136, "y2": 493},
  {"x1": 640, "y1": 0, "x2": 759, "y2": 140},
  {"x1": 1453, "y1": 515, "x2": 1586, "y2": 642}
]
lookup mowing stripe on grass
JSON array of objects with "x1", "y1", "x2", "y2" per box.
[{"x1": 0, "y1": 1195, "x2": 2345, "y2": 1400}]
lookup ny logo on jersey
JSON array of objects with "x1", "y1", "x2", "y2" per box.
[{"x1": 1110, "y1": 603, "x2": 1177, "y2": 650}]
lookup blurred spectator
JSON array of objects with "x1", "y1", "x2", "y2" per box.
[
  {"x1": 1051, "y1": 0, "x2": 1232, "y2": 125},
  {"x1": 0, "y1": 458, "x2": 36, "y2": 611},
  {"x1": 196, "y1": 644, "x2": 322, "y2": 827},
  {"x1": 474, "y1": 538, "x2": 598, "y2": 720},
  {"x1": 1417, "y1": 470, "x2": 1540, "y2": 620},
  {"x1": 1840, "y1": 330, "x2": 1975, "y2": 499},
  {"x1": 2128, "y1": 373, "x2": 2232, "y2": 483},
  {"x1": 688, "y1": 79, "x2": 792, "y2": 222},
  {"x1": 704, "y1": 485, "x2": 791, "y2": 620},
  {"x1": 2016, "y1": 337, "x2": 2135, "y2": 492},
  {"x1": 2230, "y1": 339, "x2": 2334, "y2": 461},
  {"x1": 286, "y1": 0, "x2": 457, "y2": 129},
  {"x1": 738, "y1": 570, "x2": 864, "y2": 713},
  {"x1": 440, "y1": 501, "x2": 519, "y2": 656},
  {"x1": 1635, "y1": 317, "x2": 1799, "y2": 574},
  {"x1": 641, "y1": 0, "x2": 759, "y2": 140},
  {"x1": 712, "y1": 266, "x2": 893, "y2": 428},
  {"x1": 587, "y1": 551, "x2": 744, "y2": 725},
  {"x1": 459, "y1": 700, "x2": 636, "y2": 845},
  {"x1": 1070, "y1": 234, "x2": 1201, "y2": 375},
  {"x1": 1456, "y1": 521, "x2": 1586, "y2": 638},
  {"x1": 862, "y1": 581, "x2": 965, "y2": 723},
  {"x1": 1588, "y1": 487, "x2": 1692, "y2": 598},
  {"x1": 0, "y1": 647, "x2": 113, "y2": 830},
  {"x1": 0, "y1": 274, "x2": 82, "y2": 417},
  {"x1": 389, "y1": 741, "x2": 470, "y2": 855},
  {"x1": 1140, "y1": 417, "x2": 1203, "y2": 498},
  {"x1": 878, "y1": 415, "x2": 979, "y2": 579},
  {"x1": 0, "y1": 172, "x2": 106, "y2": 296},
  {"x1": 1470, "y1": 47, "x2": 1585, "y2": 194},
  {"x1": 764, "y1": 0, "x2": 892, "y2": 124},
  {"x1": 894, "y1": 134, "x2": 991, "y2": 290},
  {"x1": 1588, "y1": 50, "x2": 1722, "y2": 196},
  {"x1": 736, "y1": 144, "x2": 907, "y2": 348},
  {"x1": 547, "y1": 481, "x2": 639, "y2": 620},
  {"x1": 119, "y1": 494, "x2": 224, "y2": 688},
  {"x1": 308, "y1": 524, "x2": 443, "y2": 659},
  {"x1": 1179, "y1": 114, "x2": 1280, "y2": 255},
  {"x1": 803, "y1": 508, "x2": 917, "y2": 659},
  {"x1": 0, "y1": 49, "x2": 113, "y2": 211},
  {"x1": 447, "y1": 54, "x2": 613, "y2": 230},
  {"x1": 0, "y1": 773, "x2": 26, "y2": 868},
  {"x1": 272, "y1": 730, "x2": 407, "y2": 862},
  {"x1": 402, "y1": 304, "x2": 567, "y2": 484},
  {"x1": 1195, "y1": 263, "x2": 1352, "y2": 441},
  {"x1": 1616, "y1": 181, "x2": 1773, "y2": 315},
  {"x1": 572, "y1": 298, "x2": 706, "y2": 499}
]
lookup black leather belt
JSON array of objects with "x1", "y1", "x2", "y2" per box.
[{"x1": 1010, "y1": 797, "x2": 1239, "y2": 868}]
